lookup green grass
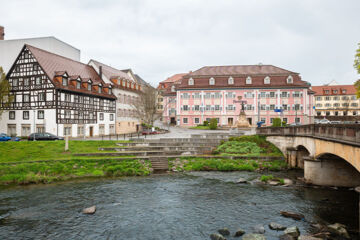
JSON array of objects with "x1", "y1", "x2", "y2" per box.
[
  {"x1": 169, "y1": 157, "x2": 288, "y2": 172},
  {"x1": 0, "y1": 140, "x2": 130, "y2": 163},
  {"x1": 260, "y1": 174, "x2": 285, "y2": 184},
  {"x1": 0, "y1": 159, "x2": 151, "y2": 185},
  {"x1": 189, "y1": 126, "x2": 210, "y2": 130},
  {"x1": 213, "y1": 135, "x2": 283, "y2": 157}
]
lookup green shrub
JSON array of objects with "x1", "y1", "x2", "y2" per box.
[
  {"x1": 281, "y1": 121, "x2": 287, "y2": 127},
  {"x1": 209, "y1": 118, "x2": 218, "y2": 130},
  {"x1": 260, "y1": 174, "x2": 274, "y2": 182},
  {"x1": 203, "y1": 120, "x2": 209, "y2": 126},
  {"x1": 272, "y1": 118, "x2": 282, "y2": 127}
]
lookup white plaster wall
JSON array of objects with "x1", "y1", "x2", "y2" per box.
[{"x1": 0, "y1": 37, "x2": 80, "y2": 73}]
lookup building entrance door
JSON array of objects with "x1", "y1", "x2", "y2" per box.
[
  {"x1": 228, "y1": 118, "x2": 233, "y2": 125},
  {"x1": 247, "y1": 118, "x2": 252, "y2": 125},
  {"x1": 170, "y1": 117, "x2": 176, "y2": 125},
  {"x1": 89, "y1": 126, "x2": 93, "y2": 137}
]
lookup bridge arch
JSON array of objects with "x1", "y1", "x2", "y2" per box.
[{"x1": 295, "y1": 145, "x2": 310, "y2": 169}]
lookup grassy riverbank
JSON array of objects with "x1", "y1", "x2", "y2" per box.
[
  {"x1": 0, "y1": 140, "x2": 151, "y2": 185},
  {"x1": 0, "y1": 140, "x2": 130, "y2": 163},
  {"x1": 169, "y1": 157, "x2": 287, "y2": 172}
]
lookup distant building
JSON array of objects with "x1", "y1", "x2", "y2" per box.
[
  {"x1": 0, "y1": 26, "x2": 80, "y2": 74},
  {"x1": 312, "y1": 83, "x2": 360, "y2": 121},
  {"x1": 176, "y1": 65, "x2": 314, "y2": 127},
  {"x1": 157, "y1": 73, "x2": 187, "y2": 124},
  {"x1": 89, "y1": 60, "x2": 143, "y2": 133},
  {"x1": 0, "y1": 45, "x2": 116, "y2": 137}
]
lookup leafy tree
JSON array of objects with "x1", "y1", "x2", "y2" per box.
[
  {"x1": 354, "y1": 43, "x2": 360, "y2": 98},
  {"x1": 0, "y1": 67, "x2": 13, "y2": 117},
  {"x1": 209, "y1": 118, "x2": 218, "y2": 130},
  {"x1": 272, "y1": 118, "x2": 281, "y2": 127}
]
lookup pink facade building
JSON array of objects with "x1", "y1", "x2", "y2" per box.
[{"x1": 174, "y1": 65, "x2": 314, "y2": 127}]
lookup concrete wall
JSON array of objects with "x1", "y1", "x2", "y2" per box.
[{"x1": 0, "y1": 37, "x2": 80, "y2": 73}]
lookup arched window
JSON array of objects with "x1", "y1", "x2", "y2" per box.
[
  {"x1": 264, "y1": 76, "x2": 270, "y2": 84},
  {"x1": 228, "y1": 76, "x2": 234, "y2": 85},
  {"x1": 209, "y1": 77, "x2": 215, "y2": 85},
  {"x1": 171, "y1": 85, "x2": 176, "y2": 92},
  {"x1": 188, "y1": 78, "x2": 194, "y2": 85},
  {"x1": 246, "y1": 76, "x2": 252, "y2": 84},
  {"x1": 287, "y1": 75, "x2": 293, "y2": 84}
]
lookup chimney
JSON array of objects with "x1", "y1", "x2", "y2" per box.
[
  {"x1": 99, "y1": 66, "x2": 102, "y2": 79},
  {"x1": 0, "y1": 26, "x2": 4, "y2": 40}
]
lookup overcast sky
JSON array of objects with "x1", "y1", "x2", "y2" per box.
[{"x1": 1, "y1": 0, "x2": 360, "y2": 86}]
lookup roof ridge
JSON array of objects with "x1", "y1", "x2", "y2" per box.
[
  {"x1": 26, "y1": 44, "x2": 86, "y2": 66},
  {"x1": 90, "y1": 59, "x2": 126, "y2": 73}
]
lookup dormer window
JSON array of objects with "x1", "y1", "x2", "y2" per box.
[
  {"x1": 228, "y1": 76, "x2": 234, "y2": 85},
  {"x1": 246, "y1": 76, "x2": 252, "y2": 84},
  {"x1": 264, "y1": 76, "x2": 270, "y2": 84},
  {"x1": 109, "y1": 88, "x2": 112, "y2": 94},
  {"x1": 98, "y1": 86, "x2": 102, "y2": 93},
  {"x1": 209, "y1": 77, "x2": 215, "y2": 85},
  {"x1": 287, "y1": 75, "x2": 293, "y2": 84},
  {"x1": 62, "y1": 78, "x2": 68, "y2": 86},
  {"x1": 76, "y1": 81, "x2": 81, "y2": 89},
  {"x1": 88, "y1": 83, "x2": 92, "y2": 91},
  {"x1": 188, "y1": 78, "x2": 194, "y2": 85},
  {"x1": 171, "y1": 85, "x2": 176, "y2": 92},
  {"x1": 122, "y1": 80, "x2": 126, "y2": 87},
  {"x1": 342, "y1": 89, "x2": 347, "y2": 94}
]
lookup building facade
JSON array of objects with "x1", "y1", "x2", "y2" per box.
[
  {"x1": 176, "y1": 65, "x2": 314, "y2": 127},
  {"x1": 312, "y1": 84, "x2": 360, "y2": 121},
  {"x1": 89, "y1": 60, "x2": 143, "y2": 134},
  {"x1": 158, "y1": 73, "x2": 187, "y2": 124},
  {"x1": 0, "y1": 26, "x2": 80, "y2": 74},
  {"x1": 0, "y1": 45, "x2": 116, "y2": 137}
]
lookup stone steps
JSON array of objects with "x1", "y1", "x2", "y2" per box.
[{"x1": 149, "y1": 157, "x2": 169, "y2": 172}]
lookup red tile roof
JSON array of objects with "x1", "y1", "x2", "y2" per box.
[
  {"x1": 312, "y1": 85, "x2": 357, "y2": 96},
  {"x1": 161, "y1": 73, "x2": 187, "y2": 83},
  {"x1": 89, "y1": 59, "x2": 134, "y2": 82},
  {"x1": 188, "y1": 65, "x2": 298, "y2": 76},
  {"x1": 26, "y1": 45, "x2": 115, "y2": 99}
]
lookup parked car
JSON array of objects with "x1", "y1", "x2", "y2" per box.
[
  {"x1": 330, "y1": 121, "x2": 341, "y2": 124},
  {"x1": 0, "y1": 133, "x2": 20, "y2": 142},
  {"x1": 28, "y1": 132, "x2": 64, "y2": 141},
  {"x1": 289, "y1": 122, "x2": 302, "y2": 126},
  {"x1": 318, "y1": 119, "x2": 331, "y2": 124}
]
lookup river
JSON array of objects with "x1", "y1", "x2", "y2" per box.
[{"x1": 0, "y1": 171, "x2": 358, "y2": 240}]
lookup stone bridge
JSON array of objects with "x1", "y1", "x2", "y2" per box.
[{"x1": 257, "y1": 124, "x2": 360, "y2": 187}]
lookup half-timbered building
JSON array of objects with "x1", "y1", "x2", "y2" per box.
[{"x1": 0, "y1": 44, "x2": 116, "y2": 137}]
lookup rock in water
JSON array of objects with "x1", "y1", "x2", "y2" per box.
[
  {"x1": 210, "y1": 233, "x2": 226, "y2": 240},
  {"x1": 327, "y1": 223, "x2": 350, "y2": 239},
  {"x1": 252, "y1": 224, "x2": 265, "y2": 234},
  {"x1": 242, "y1": 233, "x2": 266, "y2": 240},
  {"x1": 269, "y1": 222, "x2": 286, "y2": 231},
  {"x1": 268, "y1": 180, "x2": 280, "y2": 186},
  {"x1": 82, "y1": 205, "x2": 96, "y2": 214},
  {"x1": 218, "y1": 228, "x2": 230, "y2": 236},
  {"x1": 280, "y1": 211, "x2": 305, "y2": 220},
  {"x1": 284, "y1": 226, "x2": 300, "y2": 238},
  {"x1": 298, "y1": 236, "x2": 323, "y2": 240},
  {"x1": 234, "y1": 229, "x2": 245, "y2": 237},
  {"x1": 236, "y1": 177, "x2": 247, "y2": 183},
  {"x1": 279, "y1": 234, "x2": 296, "y2": 240}
]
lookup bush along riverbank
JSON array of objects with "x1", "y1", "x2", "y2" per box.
[{"x1": 0, "y1": 159, "x2": 151, "y2": 185}]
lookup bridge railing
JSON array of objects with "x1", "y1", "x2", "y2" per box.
[{"x1": 257, "y1": 124, "x2": 360, "y2": 143}]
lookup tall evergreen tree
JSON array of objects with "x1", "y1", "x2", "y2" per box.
[{"x1": 354, "y1": 43, "x2": 360, "y2": 98}]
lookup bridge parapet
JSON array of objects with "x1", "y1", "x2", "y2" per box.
[{"x1": 257, "y1": 124, "x2": 360, "y2": 145}]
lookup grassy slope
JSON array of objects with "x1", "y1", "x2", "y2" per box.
[{"x1": 0, "y1": 140, "x2": 129, "y2": 163}]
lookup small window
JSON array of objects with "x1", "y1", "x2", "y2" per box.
[
  {"x1": 38, "y1": 110, "x2": 44, "y2": 119},
  {"x1": 188, "y1": 78, "x2": 194, "y2": 85},
  {"x1": 228, "y1": 76, "x2": 234, "y2": 85},
  {"x1": 110, "y1": 114, "x2": 114, "y2": 121},
  {"x1": 76, "y1": 81, "x2": 81, "y2": 89},
  {"x1": 171, "y1": 86, "x2": 176, "y2": 92},
  {"x1": 23, "y1": 94, "x2": 30, "y2": 102},
  {"x1": 9, "y1": 111, "x2": 15, "y2": 120},
  {"x1": 88, "y1": 83, "x2": 92, "y2": 91},
  {"x1": 264, "y1": 76, "x2": 270, "y2": 84},
  {"x1": 62, "y1": 78, "x2": 68, "y2": 86},
  {"x1": 246, "y1": 76, "x2": 252, "y2": 84},
  {"x1": 33, "y1": 64, "x2": 39, "y2": 71},
  {"x1": 183, "y1": 118, "x2": 188, "y2": 124},
  {"x1": 24, "y1": 78, "x2": 30, "y2": 86},
  {"x1": 100, "y1": 113, "x2": 104, "y2": 120},
  {"x1": 98, "y1": 86, "x2": 102, "y2": 93},
  {"x1": 65, "y1": 110, "x2": 71, "y2": 118},
  {"x1": 12, "y1": 79, "x2": 18, "y2": 87},
  {"x1": 209, "y1": 77, "x2": 215, "y2": 85},
  {"x1": 38, "y1": 92, "x2": 45, "y2": 101},
  {"x1": 194, "y1": 118, "x2": 199, "y2": 124},
  {"x1": 109, "y1": 88, "x2": 112, "y2": 94},
  {"x1": 35, "y1": 77, "x2": 42, "y2": 85},
  {"x1": 342, "y1": 89, "x2": 347, "y2": 94},
  {"x1": 23, "y1": 111, "x2": 29, "y2": 120},
  {"x1": 286, "y1": 75, "x2": 293, "y2": 84}
]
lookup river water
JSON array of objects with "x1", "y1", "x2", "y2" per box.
[{"x1": 0, "y1": 171, "x2": 358, "y2": 240}]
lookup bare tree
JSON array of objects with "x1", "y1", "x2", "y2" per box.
[
  {"x1": 131, "y1": 85, "x2": 160, "y2": 125},
  {"x1": 0, "y1": 67, "x2": 14, "y2": 117}
]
